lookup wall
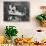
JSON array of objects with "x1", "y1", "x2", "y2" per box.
[{"x1": 0, "y1": 0, "x2": 46, "y2": 40}]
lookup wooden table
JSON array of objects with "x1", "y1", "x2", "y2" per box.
[{"x1": 14, "y1": 43, "x2": 46, "y2": 46}]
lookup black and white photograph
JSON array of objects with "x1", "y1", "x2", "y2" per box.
[{"x1": 4, "y1": 2, "x2": 30, "y2": 22}]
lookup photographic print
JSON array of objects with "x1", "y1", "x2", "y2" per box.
[{"x1": 4, "y1": 2, "x2": 30, "y2": 22}]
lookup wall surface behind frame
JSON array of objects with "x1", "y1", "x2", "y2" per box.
[{"x1": 0, "y1": 0, "x2": 46, "y2": 38}]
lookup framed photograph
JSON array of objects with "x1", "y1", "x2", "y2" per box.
[{"x1": 4, "y1": 2, "x2": 30, "y2": 22}]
